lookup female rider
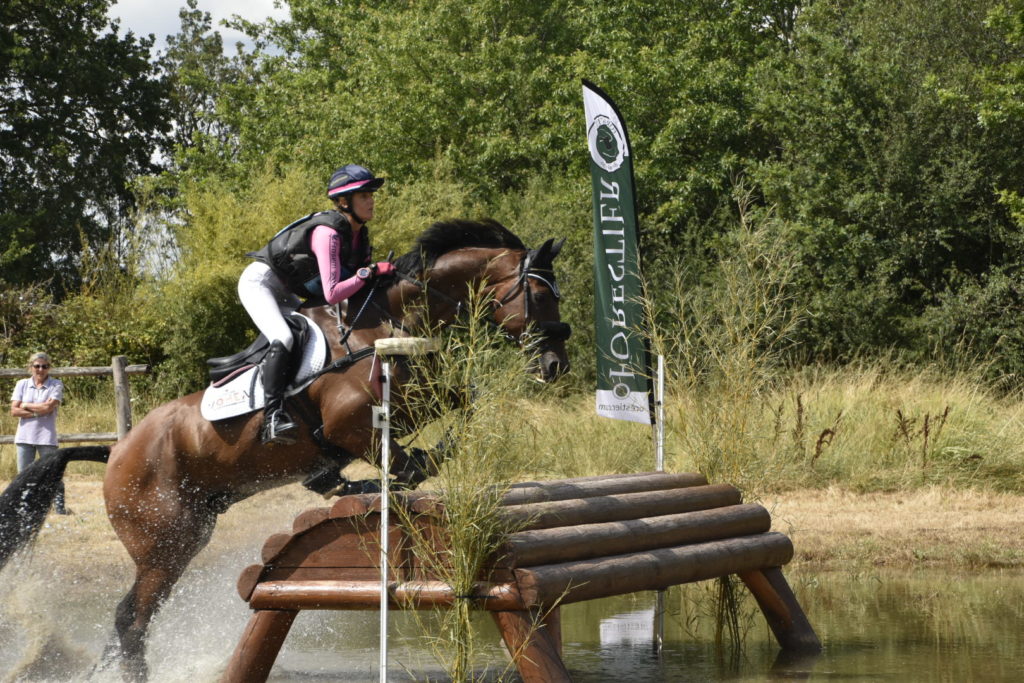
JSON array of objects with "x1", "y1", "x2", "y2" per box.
[{"x1": 239, "y1": 164, "x2": 393, "y2": 445}]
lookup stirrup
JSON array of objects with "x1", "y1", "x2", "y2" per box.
[{"x1": 261, "y1": 410, "x2": 297, "y2": 445}]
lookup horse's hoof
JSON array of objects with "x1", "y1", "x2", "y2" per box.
[
  {"x1": 332, "y1": 479, "x2": 381, "y2": 496},
  {"x1": 303, "y1": 467, "x2": 345, "y2": 496}
]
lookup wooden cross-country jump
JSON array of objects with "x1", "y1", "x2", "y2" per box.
[{"x1": 222, "y1": 471, "x2": 820, "y2": 682}]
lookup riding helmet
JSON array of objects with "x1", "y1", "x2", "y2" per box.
[{"x1": 326, "y1": 164, "x2": 385, "y2": 198}]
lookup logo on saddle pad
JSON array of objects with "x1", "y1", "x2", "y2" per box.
[{"x1": 200, "y1": 313, "x2": 329, "y2": 422}]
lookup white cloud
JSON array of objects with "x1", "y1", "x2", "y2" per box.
[{"x1": 108, "y1": 0, "x2": 290, "y2": 53}]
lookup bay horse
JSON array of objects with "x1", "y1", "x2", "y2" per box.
[{"x1": 0, "y1": 219, "x2": 569, "y2": 680}]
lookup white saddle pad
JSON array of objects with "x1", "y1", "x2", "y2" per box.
[{"x1": 200, "y1": 313, "x2": 329, "y2": 422}]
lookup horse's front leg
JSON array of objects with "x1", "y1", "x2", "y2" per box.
[
  {"x1": 389, "y1": 439, "x2": 435, "y2": 489},
  {"x1": 387, "y1": 414, "x2": 461, "y2": 489},
  {"x1": 382, "y1": 381, "x2": 474, "y2": 489}
]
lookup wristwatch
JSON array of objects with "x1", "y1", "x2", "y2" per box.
[{"x1": 357, "y1": 267, "x2": 373, "y2": 280}]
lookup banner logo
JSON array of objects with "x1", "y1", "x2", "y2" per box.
[{"x1": 588, "y1": 115, "x2": 626, "y2": 172}]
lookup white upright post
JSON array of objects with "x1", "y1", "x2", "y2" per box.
[
  {"x1": 655, "y1": 354, "x2": 665, "y2": 471},
  {"x1": 371, "y1": 337, "x2": 438, "y2": 683},
  {"x1": 379, "y1": 359, "x2": 392, "y2": 683},
  {"x1": 653, "y1": 354, "x2": 666, "y2": 654}
]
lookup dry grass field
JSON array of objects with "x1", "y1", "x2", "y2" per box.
[{"x1": 764, "y1": 486, "x2": 1024, "y2": 569}]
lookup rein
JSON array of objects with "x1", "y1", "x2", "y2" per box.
[
  {"x1": 303, "y1": 280, "x2": 382, "y2": 384},
  {"x1": 336, "y1": 278, "x2": 380, "y2": 349}
]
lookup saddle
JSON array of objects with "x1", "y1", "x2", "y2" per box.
[
  {"x1": 206, "y1": 314, "x2": 313, "y2": 385},
  {"x1": 200, "y1": 313, "x2": 330, "y2": 422}
]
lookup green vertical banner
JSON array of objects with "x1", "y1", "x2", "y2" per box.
[{"x1": 583, "y1": 80, "x2": 653, "y2": 425}]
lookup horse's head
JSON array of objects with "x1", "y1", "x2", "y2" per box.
[
  {"x1": 486, "y1": 237, "x2": 571, "y2": 382},
  {"x1": 389, "y1": 219, "x2": 571, "y2": 382}
]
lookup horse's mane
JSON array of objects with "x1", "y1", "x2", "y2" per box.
[{"x1": 392, "y1": 219, "x2": 525, "y2": 275}]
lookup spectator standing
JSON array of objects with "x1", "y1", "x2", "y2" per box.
[{"x1": 9, "y1": 351, "x2": 68, "y2": 514}]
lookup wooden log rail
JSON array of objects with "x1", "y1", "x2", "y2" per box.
[{"x1": 223, "y1": 472, "x2": 821, "y2": 682}]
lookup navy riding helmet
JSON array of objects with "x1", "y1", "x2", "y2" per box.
[{"x1": 326, "y1": 164, "x2": 385, "y2": 198}]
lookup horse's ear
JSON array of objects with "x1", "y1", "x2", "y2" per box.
[
  {"x1": 532, "y1": 238, "x2": 565, "y2": 271},
  {"x1": 549, "y1": 238, "x2": 565, "y2": 261},
  {"x1": 532, "y1": 238, "x2": 554, "y2": 269}
]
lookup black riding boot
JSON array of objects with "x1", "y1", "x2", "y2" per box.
[{"x1": 260, "y1": 340, "x2": 298, "y2": 445}]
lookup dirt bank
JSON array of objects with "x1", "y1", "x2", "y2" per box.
[
  {"x1": 765, "y1": 486, "x2": 1024, "y2": 569},
  {"x1": 7, "y1": 478, "x2": 1024, "y2": 576}
]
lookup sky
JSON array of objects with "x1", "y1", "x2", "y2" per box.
[{"x1": 107, "y1": 0, "x2": 290, "y2": 53}]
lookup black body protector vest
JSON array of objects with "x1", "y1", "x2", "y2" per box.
[{"x1": 251, "y1": 210, "x2": 372, "y2": 300}]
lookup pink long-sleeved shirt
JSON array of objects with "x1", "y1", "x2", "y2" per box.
[{"x1": 310, "y1": 224, "x2": 367, "y2": 304}]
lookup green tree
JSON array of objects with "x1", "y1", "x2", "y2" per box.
[
  {"x1": 143, "y1": 0, "x2": 1024, "y2": 382},
  {"x1": 186, "y1": 0, "x2": 794, "y2": 259},
  {"x1": 751, "y1": 0, "x2": 1024, "y2": 360},
  {"x1": 0, "y1": 0, "x2": 169, "y2": 294},
  {"x1": 158, "y1": 0, "x2": 240, "y2": 163}
]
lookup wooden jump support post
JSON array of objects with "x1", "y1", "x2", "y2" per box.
[{"x1": 222, "y1": 472, "x2": 821, "y2": 682}]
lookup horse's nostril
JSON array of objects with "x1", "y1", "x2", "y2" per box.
[{"x1": 544, "y1": 357, "x2": 569, "y2": 380}]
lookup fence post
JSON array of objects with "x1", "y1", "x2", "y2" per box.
[{"x1": 112, "y1": 355, "x2": 132, "y2": 438}]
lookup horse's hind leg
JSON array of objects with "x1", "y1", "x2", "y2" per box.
[
  {"x1": 113, "y1": 562, "x2": 192, "y2": 681},
  {"x1": 108, "y1": 508, "x2": 217, "y2": 681}
]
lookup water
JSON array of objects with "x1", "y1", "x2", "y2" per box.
[
  {"x1": 2, "y1": 559, "x2": 1023, "y2": 681},
  {"x1": 267, "y1": 570, "x2": 1024, "y2": 681}
]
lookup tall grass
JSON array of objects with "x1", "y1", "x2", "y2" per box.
[
  {"x1": 648, "y1": 197, "x2": 804, "y2": 493},
  {"x1": 669, "y1": 361, "x2": 1024, "y2": 494},
  {"x1": 493, "y1": 362, "x2": 1024, "y2": 495},
  {"x1": 391, "y1": 288, "x2": 550, "y2": 681}
]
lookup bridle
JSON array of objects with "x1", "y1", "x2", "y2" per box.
[
  {"x1": 383, "y1": 246, "x2": 571, "y2": 346},
  {"x1": 491, "y1": 248, "x2": 571, "y2": 344}
]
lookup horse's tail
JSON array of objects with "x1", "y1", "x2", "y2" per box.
[{"x1": 0, "y1": 445, "x2": 110, "y2": 571}]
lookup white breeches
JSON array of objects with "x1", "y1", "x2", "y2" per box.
[{"x1": 238, "y1": 261, "x2": 302, "y2": 350}]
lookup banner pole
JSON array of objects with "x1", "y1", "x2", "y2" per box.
[{"x1": 583, "y1": 79, "x2": 663, "y2": 654}]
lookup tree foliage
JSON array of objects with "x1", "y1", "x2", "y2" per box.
[
  {"x1": 144, "y1": 0, "x2": 1024, "y2": 385},
  {"x1": 0, "y1": 0, "x2": 169, "y2": 294},
  {"x1": 750, "y1": 0, "x2": 1024, "y2": 362},
  {"x1": 158, "y1": 0, "x2": 241, "y2": 163},
  {"x1": 10, "y1": 0, "x2": 1024, "y2": 390}
]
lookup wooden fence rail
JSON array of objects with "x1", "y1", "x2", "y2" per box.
[{"x1": 1, "y1": 355, "x2": 149, "y2": 445}]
